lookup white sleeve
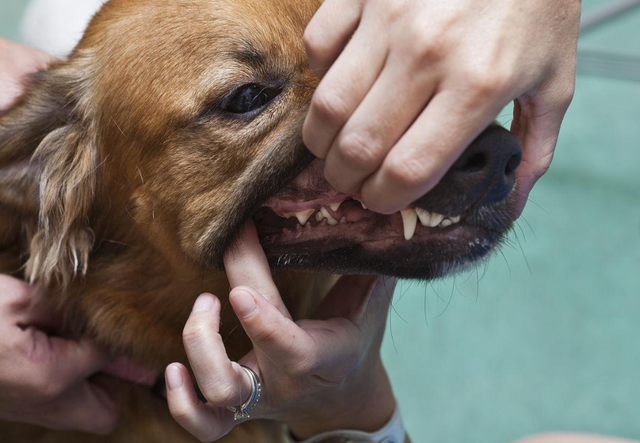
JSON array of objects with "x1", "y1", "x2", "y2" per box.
[{"x1": 20, "y1": 0, "x2": 107, "y2": 57}]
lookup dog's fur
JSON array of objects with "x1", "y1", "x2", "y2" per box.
[{"x1": 0, "y1": 0, "x2": 519, "y2": 441}]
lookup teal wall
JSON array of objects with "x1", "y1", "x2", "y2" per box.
[{"x1": 1, "y1": 1, "x2": 639, "y2": 442}]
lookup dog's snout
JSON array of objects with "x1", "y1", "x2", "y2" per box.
[{"x1": 449, "y1": 124, "x2": 522, "y2": 206}]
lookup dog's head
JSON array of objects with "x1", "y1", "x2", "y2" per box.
[{"x1": 0, "y1": 0, "x2": 521, "y2": 285}]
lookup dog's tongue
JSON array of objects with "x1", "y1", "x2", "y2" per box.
[{"x1": 104, "y1": 356, "x2": 160, "y2": 387}]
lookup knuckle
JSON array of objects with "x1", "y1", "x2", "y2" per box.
[
  {"x1": 201, "y1": 378, "x2": 238, "y2": 406},
  {"x1": 466, "y1": 70, "x2": 512, "y2": 99},
  {"x1": 385, "y1": 0, "x2": 410, "y2": 21},
  {"x1": 311, "y1": 89, "x2": 351, "y2": 124},
  {"x1": 337, "y1": 130, "x2": 382, "y2": 168},
  {"x1": 250, "y1": 323, "x2": 281, "y2": 345},
  {"x1": 406, "y1": 25, "x2": 444, "y2": 63},
  {"x1": 169, "y1": 403, "x2": 191, "y2": 422},
  {"x1": 303, "y1": 27, "x2": 329, "y2": 62},
  {"x1": 384, "y1": 156, "x2": 432, "y2": 190},
  {"x1": 182, "y1": 320, "x2": 209, "y2": 347}
]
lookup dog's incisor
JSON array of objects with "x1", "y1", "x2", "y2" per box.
[{"x1": 0, "y1": 0, "x2": 522, "y2": 441}]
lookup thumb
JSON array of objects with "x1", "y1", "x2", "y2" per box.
[{"x1": 511, "y1": 83, "x2": 574, "y2": 218}]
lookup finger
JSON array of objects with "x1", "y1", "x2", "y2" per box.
[
  {"x1": 303, "y1": 25, "x2": 387, "y2": 160},
  {"x1": 314, "y1": 276, "x2": 397, "y2": 326},
  {"x1": 166, "y1": 363, "x2": 234, "y2": 442},
  {"x1": 229, "y1": 286, "x2": 322, "y2": 376},
  {"x1": 37, "y1": 380, "x2": 119, "y2": 435},
  {"x1": 182, "y1": 294, "x2": 252, "y2": 408},
  {"x1": 511, "y1": 89, "x2": 573, "y2": 218},
  {"x1": 224, "y1": 221, "x2": 290, "y2": 318},
  {"x1": 362, "y1": 91, "x2": 503, "y2": 214},
  {"x1": 26, "y1": 329, "x2": 111, "y2": 392},
  {"x1": 0, "y1": 274, "x2": 32, "y2": 311},
  {"x1": 323, "y1": 58, "x2": 437, "y2": 194},
  {"x1": 303, "y1": 0, "x2": 364, "y2": 77}
]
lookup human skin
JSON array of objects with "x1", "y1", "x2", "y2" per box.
[
  {"x1": 302, "y1": 0, "x2": 581, "y2": 217},
  {"x1": 166, "y1": 223, "x2": 401, "y2": 441}
]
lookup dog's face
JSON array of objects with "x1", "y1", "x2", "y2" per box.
[{"x1": 0, "y1": 0, "x2": 521, "y2": 285}]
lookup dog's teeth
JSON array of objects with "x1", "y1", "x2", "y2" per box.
[
  {"x1": 428, "y1": 213, "x2": 444, "y2": 228},
  {"x1": 295, "y1": 209, "x2": 314, "y2": 226},
  {"x1": 441, "y1": 219, "x2": 453, "y2": 227},
  {"x1": 297, "y1": 210, "x2": 315, "y2": 226},
  {"x1": 284, "y1": 209, "x2": 315, "y2": 226},
  {"x1": 328, "y1": 201, "x2": 343, "y2": 212},
  {"x1": 416, "y1": 208, "x2": 432, "y2": 226},
  {"x1": 400, "y1": 208, "x2": 418, "y2": 241},
  {"x1": 361, "y1": 202, "x2": 368, "y2": 210},
  {"x1": 320, "y1": 207, "x2": 339, "y2": 226},
  {"x1": 451, "y1": 215, "x2": 461, "y2": 224},
  {"x1": 316, "y1": 211, "x2": 324, "y2": 222}
]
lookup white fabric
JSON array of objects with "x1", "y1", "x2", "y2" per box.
[
  {"x1": 20, "y1": 0, "x2": 107, "y2": 57},
  {"x1": 286, "y1": 407, "x2": 406, "y2": 443}
]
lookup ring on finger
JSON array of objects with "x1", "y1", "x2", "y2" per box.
[{"x1": 227, "y1": 366, "x2": 262, "y2": 421}]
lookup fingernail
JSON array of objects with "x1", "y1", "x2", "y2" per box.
[
  {"x1": 192, "y1": 294, "x2": 214, "y2": 312},
  {"x1": 166, "y1": 364, "x2": 183, "y2": 391},
  {"x1": 231, "y1": 289, "x2": 257, "y2": 318}
]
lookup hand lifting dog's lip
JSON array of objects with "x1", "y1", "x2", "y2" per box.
[{"x1": 193, "y1": 84, "x2": 522, "y2": 280}]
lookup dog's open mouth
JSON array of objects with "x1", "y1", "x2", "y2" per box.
[{"x1": 252, "y1": 153, "x2": 516, "y2": 280}]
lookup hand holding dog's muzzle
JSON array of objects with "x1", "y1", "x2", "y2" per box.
[{"x1": 165, "y1": 222, "x2": 398, "y2": 442}]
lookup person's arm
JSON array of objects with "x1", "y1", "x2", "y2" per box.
[
  {"x1": 303, "y1": 0, "x2": 581, "y2": 218},
  {"x1": 166, "y1": 222, "x2": 411, "y2": 442}
]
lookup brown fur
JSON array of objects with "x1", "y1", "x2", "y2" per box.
[{"x1": 0, "y1": 0, "x2": 333, "y2": 441}]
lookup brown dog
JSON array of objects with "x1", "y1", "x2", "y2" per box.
[{"x1": 0, "y1": 0, "x2": 522, "y2": 441}]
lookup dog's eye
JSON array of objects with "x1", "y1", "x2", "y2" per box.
[{"x1": 224, "y1": 84, "x2": 281, "y2": 114}]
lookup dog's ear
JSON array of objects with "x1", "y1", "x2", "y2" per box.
[{"x1": 0, "y1": 61, "x2": 98, "y2": 286}]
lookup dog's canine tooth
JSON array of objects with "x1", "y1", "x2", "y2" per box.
[
  {"x1": 400, "y1": 208, "x2": 418, "y2": 240},
  {"x1": 320, "y1": 207, "x2": 339, "y2": 226},
  {"x1": 294, "y1": 209, "x2": 315, "y2": 226},
  {"x1": 428, "y1": 213, "x2": 445, "y2": 228},
  {"x1": 360, "y1": 201, "x2": 368, "y2": 210},
  {"x1": 328, "y1": 201, "x2": 343, "y2": 212},
  {"x1": 416, "y1": 208, "x2": 432, "y2": 226}
]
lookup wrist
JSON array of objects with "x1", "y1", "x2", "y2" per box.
[{"x1": 287, "y1": 361, "x2": 396, "y2": 440}]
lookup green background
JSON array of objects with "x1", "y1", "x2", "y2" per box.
[{"x1": 1, "y1": 0, "x2": 639, "y2": 441}]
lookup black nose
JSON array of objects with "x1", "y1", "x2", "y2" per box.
[
  {"x1": 449, "y1": 124, "x2": 521, "y2": 206},
  {"x1": 413, "y1": 124, "x2": 521, "y2": 213}
]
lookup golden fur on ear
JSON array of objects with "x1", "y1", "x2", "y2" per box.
[
  {"x1": 26, "y1": 123, "x2": 98, "y2": 286},
  {"x1": 0, "y1": 56, "x2": 98, "y2": 287}
]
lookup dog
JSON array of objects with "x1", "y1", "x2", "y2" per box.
[{"x1": 0, "y1": 0, "x2": 522, "y2": 441}]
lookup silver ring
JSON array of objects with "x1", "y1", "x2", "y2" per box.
[{"x1": 227, "y1": 366, "x2": 262, "y2": 421}]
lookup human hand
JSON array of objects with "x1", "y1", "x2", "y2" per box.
[
  {"x1": 0, "y1": 275, "x2": 118, "y2": 434},
  {"x1": 166, "y1": 222, "x2": 399, "y2": 441},
  {"x1": 303, "y1": 0, "x2": 581, "y2": 217},
  {"x1": 0, "y1": 38, "x2": 52, "y2": 111}
]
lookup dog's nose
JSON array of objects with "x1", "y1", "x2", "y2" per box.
[{"x1": 447, "y1": 124, "x2": 522, "y2": 206}]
